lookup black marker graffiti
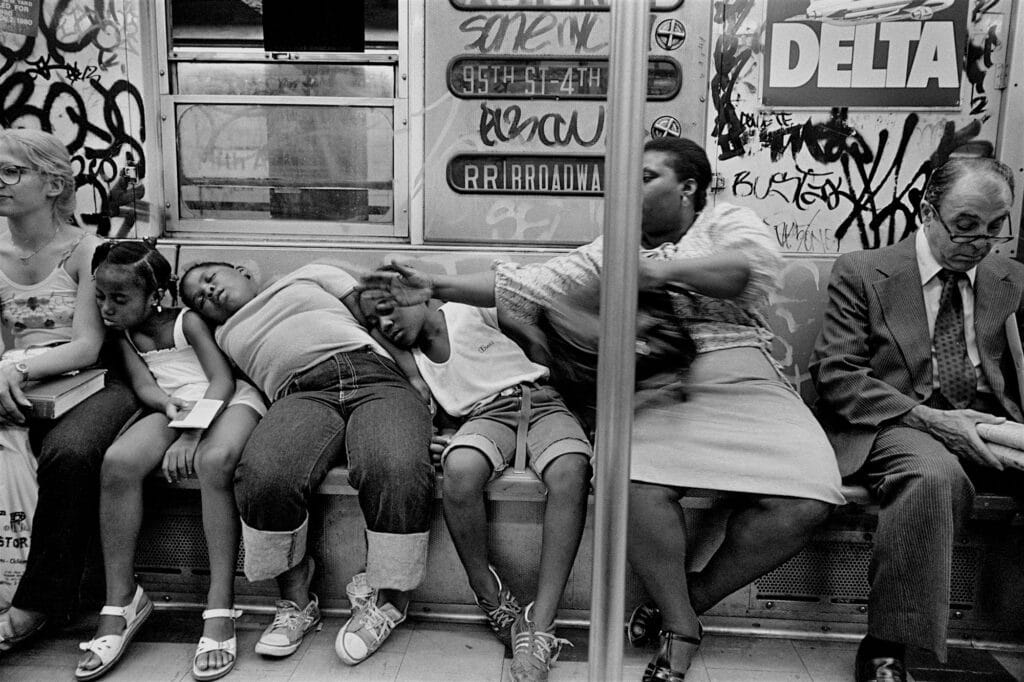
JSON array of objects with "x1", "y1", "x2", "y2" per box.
[
  {"x1": 965, "y1": 23, "x2": 1000, "y2": 115},
  {"x1": 745, "y1": 108, "x2": 992, "y2": 251},
  {"x1": 732, "y1": 165, "x2": 844, "y2": 211},
  {"x1": 0, "y1": 1, "x2": 144, "y2": 230},
  {"x1": 830, "y1": 114, "x2": 992, "y2": 249},
  {"x1": 459, "y1": 12, "x2": 607, "y2": 55},
  {"x1": 478, "y1": 102, "x2": 604, "y2": 147},
  {"x1": 760, "y1": 108, "x2": 874, "y2": 166},
  {"x1": 710, "y1": 0, "x2": 757, "y2": 160}
]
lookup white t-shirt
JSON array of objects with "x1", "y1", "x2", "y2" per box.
[{"x1": 413, "y1": 303, "x2": 548, "y2": 417}]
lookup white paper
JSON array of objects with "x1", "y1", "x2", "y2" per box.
[{"x1": 168, "y1": 398, "x2": 224, "y2": 429}]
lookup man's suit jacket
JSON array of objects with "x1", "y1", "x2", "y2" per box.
[{"x1": 809, "y1": 237, "x2": 1024, "y2": 477}]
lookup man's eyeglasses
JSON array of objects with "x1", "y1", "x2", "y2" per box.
[
  {"x1": 0, "y1": 165, "x2": 37, "y2": 186},
  {"x1": 927, "y1": 203, "x2": 1014, "y2": 245}
]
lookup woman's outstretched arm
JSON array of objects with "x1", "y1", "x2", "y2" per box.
[{"x1": 361, "y1": 260, "x2": 498, "y2": 307}]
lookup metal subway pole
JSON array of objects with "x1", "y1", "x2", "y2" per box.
[{"x1": 588, "y1": 0, "x2": 649, "y2": 680}]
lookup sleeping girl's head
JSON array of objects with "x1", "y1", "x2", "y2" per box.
[{"x1": 91, "y1": 240, "x2": 175, "y2": 330}]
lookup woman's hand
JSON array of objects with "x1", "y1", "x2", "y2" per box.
[
  {"x1": 163, "y1": 431, "x2": 201, "y2": 482},
  {"x1": 360, "y1": 260, "x2": 434, "y2": 306},
  {"x1": 638, "y1": 259, "x2": 673, "y2": 292},
  {"x1": 0, "y1": 364, "x2": 32, "y2": 425}
]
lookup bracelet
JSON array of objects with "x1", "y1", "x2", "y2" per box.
[{"x1": 13, "y1": 361, "x2": 30, "y2": 383}]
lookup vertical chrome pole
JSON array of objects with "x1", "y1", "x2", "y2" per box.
[{"x1": 588, "y1": 0, "x2": 648, "y2": 680}]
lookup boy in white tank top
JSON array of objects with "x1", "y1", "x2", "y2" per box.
[{"x1": 364, "y1": 296, "x2": 592, "y2": 682}]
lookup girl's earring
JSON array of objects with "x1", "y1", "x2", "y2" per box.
[{"x1": 155, "y1": 303, "x2": 163, "y2": 313}]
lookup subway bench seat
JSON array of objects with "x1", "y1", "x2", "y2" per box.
[
  {"x1": 135, "y1": 464, "x2": 1024, "y2": 646},
  {"x1": 130, "y1": 242, "x2": 1024, "y2": 645}
]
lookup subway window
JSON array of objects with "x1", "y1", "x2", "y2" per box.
[{"x1": 161, "y1": 0, "x2": 406, "y2": 239}]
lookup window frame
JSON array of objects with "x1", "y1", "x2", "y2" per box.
[{"x1": 156, "y1": 1, "x2": 410, "y2": 240}]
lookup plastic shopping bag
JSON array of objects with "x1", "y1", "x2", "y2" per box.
[{"x1": 0, "y1": 426, "x2": 37, "y2": 610}]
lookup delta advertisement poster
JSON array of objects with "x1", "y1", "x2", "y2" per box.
[{"x1": 762, "y1": 0, "x2": 969, "y2": 108}]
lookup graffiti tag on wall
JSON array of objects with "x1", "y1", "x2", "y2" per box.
[
  {"x1": 1, "y1": 0, "x2": 144, "y2": 234},
  {"x1": 708, "y1": 0, "x2": 1008, "y2": 255}
]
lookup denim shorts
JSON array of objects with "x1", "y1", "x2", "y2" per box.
[{"x1": 443, "y1": 383, "x2": 592, "y2": 478}]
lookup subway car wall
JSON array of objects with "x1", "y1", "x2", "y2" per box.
[{"x1": 1, "y1": 0, "x2": 1023, "y2": 644}]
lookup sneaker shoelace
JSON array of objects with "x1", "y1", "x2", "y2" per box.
[
  {"x1": 483, "y1": 590, "x2": 520, "y2": 634},
  {"x1": 358, "y1": 603, "x2": 399, "y2": 645},
  {"x1": 347, "y1": 576, "x2": 376, "y2": 612},
  {"x1": 513, "y1": 628, "x2": 572, "y2": 671},
  {"x1": 269, "y1": 605, "x2": 302, "y2": 631}
]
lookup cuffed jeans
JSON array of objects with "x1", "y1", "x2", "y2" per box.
[
  {"x1": 236, "y1": 349, "x2": 434, "y2": 590},
  {"x1": 16, "y1": 380, "x2": 141, "y2": 620}
]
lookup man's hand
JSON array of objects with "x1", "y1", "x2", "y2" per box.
[
  {"x1": 902, "y1": 404, "x2": 1005, "y2": 469},
  {"x1": 359, "y1": 260, "x2": 434, "y2": 306}
]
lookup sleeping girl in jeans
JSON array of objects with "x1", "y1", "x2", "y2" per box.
[{"x1": 180, "y1": 261, "x2": 434, "y2": 668}]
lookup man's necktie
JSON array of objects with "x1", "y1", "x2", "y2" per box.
[{"x1": 934, "y1": 269, "x2": 975, "y2": 409}]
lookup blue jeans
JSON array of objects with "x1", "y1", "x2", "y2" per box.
[
  {"x1": 235, "y1": 349, "x2": 434, "y2": 589},
  {"x1": 16, "y1": 380, "x2": 141, "y2": 619}
]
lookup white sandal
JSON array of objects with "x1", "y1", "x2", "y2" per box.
[
  {"x1": 75, "y1": 585, "x2": 153, "y2": 681},
  {"x1": 192, "y1": 608, "x2": 243, "y2": 681}
]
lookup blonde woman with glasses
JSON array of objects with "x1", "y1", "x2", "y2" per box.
[{"x1": 0, "y1": 128, "x2": 140, "y2": 654}]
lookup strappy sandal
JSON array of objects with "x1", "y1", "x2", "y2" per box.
[
  {"x1": 192, "y1": 608, "x2": 243, "y2": 681},
  {"x1": 627, "y1": 601, "x2": 662, "y2": 648},
  {"x1": 0, "y1": 610, "x2": 48, "y2": 653},
  {"x1": 75, "y1": 585, "x2": 153, "y2": 681},
  {"x1": 642, "y1": 624, "x2": 703, "y2": 682}
]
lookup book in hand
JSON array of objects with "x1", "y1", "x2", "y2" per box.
[
  {"x1": 23, "y1": 369, "x2": 106, "y2": 419},
  {"x1": 168, "y1": 398, "x2": 223, "y2": 429}
]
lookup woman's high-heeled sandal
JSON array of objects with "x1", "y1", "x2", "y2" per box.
[
  {"x1": 642, "y1": 626, "x2": 703, "y2": 682},
  {"x1": 627, "y1": 601, "x2": 662, "y2": 648}
]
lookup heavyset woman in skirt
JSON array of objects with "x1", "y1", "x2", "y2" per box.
[{"x1": 364, "y1": 136, "x2": 844, "y2": 682}]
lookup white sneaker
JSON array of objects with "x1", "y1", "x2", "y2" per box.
[
  {"x1": 345, "y1": 572, "x2": 376, "y2": 615},
  {"x1": 254, "y1": 594, "x2": 321, "y2": 657},
  {"x1": 334, "y1": 600, "x2": 406, "y2": 665}
]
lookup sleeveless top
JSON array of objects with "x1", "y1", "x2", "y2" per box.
[
  {"x1": 412, "y1": 303, "x2": 548, "y2": 417},
  {"x1": 128, "y1": 310, "x2": 267, "y2": 415},
  {"x1": 0, "y1": 237, "x2": 85, "y2": 349},
  {"x1": 128, "y1": 310, "x2": 208, "y2": 402}
]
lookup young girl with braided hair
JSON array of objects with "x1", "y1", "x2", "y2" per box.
[{"x1": 75, "y1": 241, "x2": 265, "y2": 682}]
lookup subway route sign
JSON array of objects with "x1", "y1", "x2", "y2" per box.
[
  {"x1": 448, "y1": 155, "x2": 604, "y2": 195},
  {"x1": 448, "y1": 56, "x2": 681, "y2": 100}
]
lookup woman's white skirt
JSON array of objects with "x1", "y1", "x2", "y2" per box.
[{"x1": 630, "y1": 346, "x2": 845, "y2": 505}]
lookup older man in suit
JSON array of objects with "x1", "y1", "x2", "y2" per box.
[{"x1": 810, "y1": 157, "x2": 1024, "y2": 682}]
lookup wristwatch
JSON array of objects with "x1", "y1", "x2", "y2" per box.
[{"x1": 13, "y1": 362, "x2": 30, "y2": 383}]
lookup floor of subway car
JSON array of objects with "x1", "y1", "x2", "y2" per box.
[{"x1": 1, "y1": 610, "x2": 1022, "y2": 681}]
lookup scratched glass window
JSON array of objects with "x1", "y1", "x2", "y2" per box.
[
  {"x1": 447, "y1": 0, "x2": 683, "y2": 10},
  {"x1": 169, "y1": 0, "x2": 399, "y2": 48},
  {"x1": 448, "y1": 57, "x2": 680, "y2": 100},
  {"x1": 175, "y1": 105, "x2": 394, "y2": 223},
  {"x1": 175, "y1": 63, "x2": 394, "y2": 97}
]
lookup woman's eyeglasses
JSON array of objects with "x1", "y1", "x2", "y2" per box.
[
  {"x1": 0, "y1": 165, "x2": 37, "y2": 186},
  {"x1": 927, "y1": 203, "x2": 1014, "y2": 245}
]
